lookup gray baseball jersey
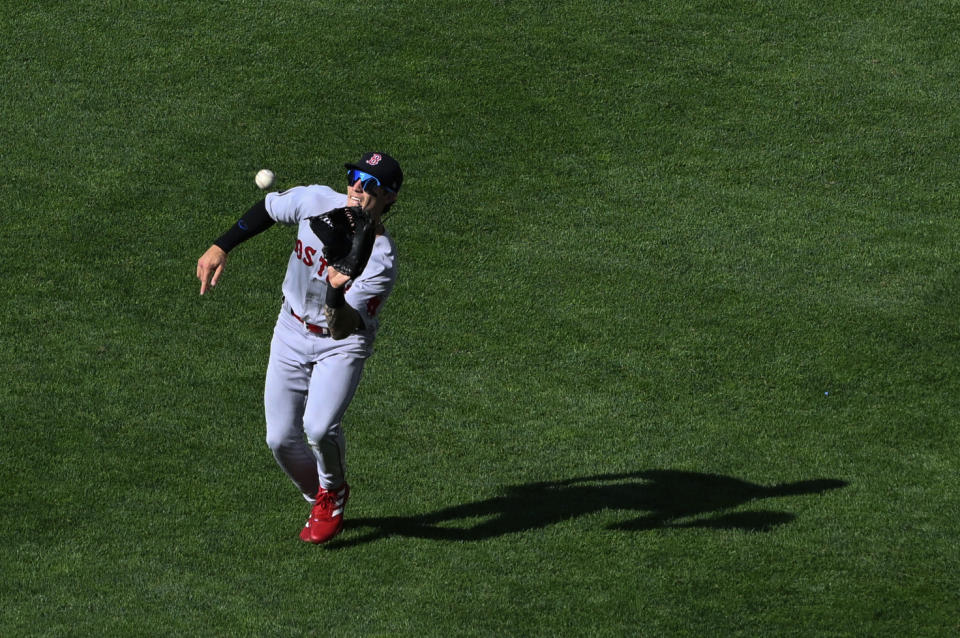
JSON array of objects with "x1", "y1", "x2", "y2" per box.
[{"x1": 265, "y1": 185, "x2": 397, "y2": 338}]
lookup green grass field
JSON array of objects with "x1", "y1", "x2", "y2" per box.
[{"x1": 3, "y1": 1, "x2": 959, "y2": 635}]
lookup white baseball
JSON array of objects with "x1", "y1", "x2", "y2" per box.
[{"x1": 255, "y1": 169, "x2": 275, "y2": 190}]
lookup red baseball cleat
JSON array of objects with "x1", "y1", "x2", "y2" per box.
[{"x1": 299, "y1": 483, "x2": 350, "y2": 544}]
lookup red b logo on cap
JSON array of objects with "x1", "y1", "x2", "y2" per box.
[{"x1": 367, "y1": 154, "x2": 382, "y2": 166}]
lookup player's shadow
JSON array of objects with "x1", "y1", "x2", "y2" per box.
[{"x1": 328, "y1": 470, "x2": 847, "y2": 549}]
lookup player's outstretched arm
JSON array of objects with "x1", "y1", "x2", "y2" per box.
[
  {"x1": 197, "y1": 245, "x2": 228, "y2": 295},
  {"x1": 196, "y1": 199, "x2": 276, "y2": 296}
]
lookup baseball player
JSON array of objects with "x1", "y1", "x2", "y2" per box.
[{"x1": 196, "y1": 152, "x2": 403, "y2": 544}]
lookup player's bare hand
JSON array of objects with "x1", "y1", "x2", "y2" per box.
[
  {"x1": 326, "y1": 267, "x2": 351, "y2": 289},
  {"x1": 197, "y1": 245, "x2": 228, "y2": 295}
]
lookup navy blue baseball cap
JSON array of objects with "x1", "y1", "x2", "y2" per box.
[{"x1": 344, "y1": 152, "x2": 403, "y2": 193}]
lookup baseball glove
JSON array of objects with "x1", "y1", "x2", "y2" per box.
[{"x1": 308, "y1": 206, "x2": 376, "y2": 277}]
